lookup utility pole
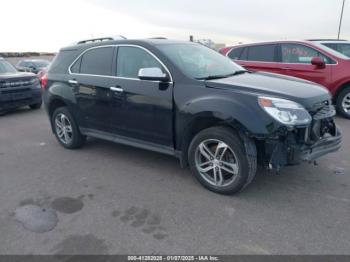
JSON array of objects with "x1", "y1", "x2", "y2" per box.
[{"x1": 338, "y1": 0, "x2": 346, "y2": 39}]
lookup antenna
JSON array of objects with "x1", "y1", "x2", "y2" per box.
[{"x1": 338, "y1": 0, "x2": 346, "y2": 40}]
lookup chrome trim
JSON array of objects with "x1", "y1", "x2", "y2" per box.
[
  {"x1": 68, "y1": 44, "x2": 173, "y2": 83},
  {"x1": 110, "y1": 86, "x2": 124, "y2": 92},
  {"x1": 68, "y1": 80, "x2": 78, "y2": 85}
]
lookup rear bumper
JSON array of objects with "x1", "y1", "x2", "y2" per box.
[{"x1": 0, "y1": 86, "x2": 42, "y2": 111}]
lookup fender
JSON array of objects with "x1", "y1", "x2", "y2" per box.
[{"x1": 177, "y1": 94, "x2": 281, "y2": 138}]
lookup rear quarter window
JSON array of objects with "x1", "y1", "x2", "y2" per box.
[
  {"x1": 228, "y1": 47, "x2": 244, "y2": 60},
  {"x1": 49, "y1": 50, "x2": 80, "y2": 74}
]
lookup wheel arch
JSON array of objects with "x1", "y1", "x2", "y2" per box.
[{"x1": 334, "y1": 81, "x2": 350, "y2": 104}]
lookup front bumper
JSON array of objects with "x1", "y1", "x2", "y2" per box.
[
  {"x1": 0, "y1": 86, "x2": 42, "y2": 111},
  {"x1": 299, "y1": 127, "x2": 342, "y2": 161}
]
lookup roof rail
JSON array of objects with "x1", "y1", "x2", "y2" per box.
[
  {"x1": 76, "y1": 35, "x2": 127, "y2": 45},
  {"x1": 307, "y1": 39, "x2": 347, "y2": 42}
]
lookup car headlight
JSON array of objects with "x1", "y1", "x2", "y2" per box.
[{"x1": 258, "y1": 96, "x2": 312, "y2": 126}]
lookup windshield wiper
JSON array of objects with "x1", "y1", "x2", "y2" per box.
[{"x1": 196, "y1": 70, "x2": 247, "y2": 80}]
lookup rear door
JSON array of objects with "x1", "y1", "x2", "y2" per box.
[
  {"x1": 278, "y1": 43, "x2": 333, "y2": 87},
  {"x1": 69, "y1": 46, "x2": 116, "y2": 133},
  {"x1": 110, "y1": 45, "x2": 174, "y2": 147},
  {"x1": 232, "y1": 44, "x2": 281, "y2": 74}
]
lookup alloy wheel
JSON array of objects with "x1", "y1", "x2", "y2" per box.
[
  {"x1": 55, "y1": 113, "x2": 73, "y2": 144},
  {"x1": 195, "y1": 139, "x2": 239, "y2": 187},
  {"x1": 342, "y1": 92, "x2": 350, "y2": 114}
]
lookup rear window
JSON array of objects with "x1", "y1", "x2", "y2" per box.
[
  {"x1": 246, "y1": 44, "x2": 277, "y2": 62},
  {"x1": 49, "y1": 50, "x2": 79, "y2": 74},
  {"x1": 80, "y1": 47, "x2": 114, "y2": 76},
  {"x1": 228, "y1": 47, "x2": 244, "y2": 60}
]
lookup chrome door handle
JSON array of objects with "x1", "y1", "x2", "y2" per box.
[
  {"x1": 68, "y1": 80, "x2": 79, "y2": 85},
  {"x1": 281, "y1": 67, "x2": 291, "y2": 70},
  {"x1": 110, "y1": 86, "x2": 124, "y2": 92}
]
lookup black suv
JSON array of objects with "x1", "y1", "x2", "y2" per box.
[
  {"x1": 0, "y1": 57, "x2": 42, "y2": 114},
  {"x1": 43, "y1": 38, "x2": 342, "y2": 194}
]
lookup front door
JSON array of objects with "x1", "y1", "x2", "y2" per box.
[
  {"x1": 110, "y1": 46, "x2": 173, "y2": 147},
  {"x1": 277, "y1": 43, "x2": 332, "y2": 87}
]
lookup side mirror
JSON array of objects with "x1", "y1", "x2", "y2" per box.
[
  {"x1": 138, "y1": 67, "x2": 169, "y2": 82},
  {"x1": 311, "y1": 57, "x2": 326, "y2": 69}
]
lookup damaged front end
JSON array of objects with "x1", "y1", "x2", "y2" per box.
[{"x1": 259, "y1": 101, "x2": 342, "y2": 170}]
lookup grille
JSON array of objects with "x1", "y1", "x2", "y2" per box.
[{"x1": 0, "y1": 78, "x2": 37, "y2": 89}]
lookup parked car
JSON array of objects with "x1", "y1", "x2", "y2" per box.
[
  {"x1": 43, "y1": 38, "x2": 341, "y2": 194},
  {"x1": 220, "y1": 40, "x2": 350, "y2": 118},
  {"x1": 0, "y1": 57, "x2": 42, "y2": 114},
  {"x1": 16, "y1": 59, "x2": 50, "y2": 74},
  {"x1": 309, "y1": 39, "x2": 350, "y2": 58}
]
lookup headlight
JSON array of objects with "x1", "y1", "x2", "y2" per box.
[{"x1": 258, "y1": 96, "x2": 312, "y2": 126}]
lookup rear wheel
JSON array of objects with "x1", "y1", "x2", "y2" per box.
[
  {"x1": 188, "y1": 126, "x2": 257, "y2": 195},
  {"x1": 336, "y1": 87, "x2": 350, "y2": 119},
  {"x1": 51, "y1": 107, "x2": 86, "y2": 149}
]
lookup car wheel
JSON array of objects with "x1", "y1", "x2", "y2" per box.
[
  {"x1": 51, "y1": 107, "x2": 86, "y2": 149},
  {"x1": 188, "y1": 126, "x2": 257, "y2": 195},
  {"x1": 29, "y1": 101, "x2": 42, "y2": 110},
  {"x1": 336, "y1": 87, "x2": 350, "y2": 119}
]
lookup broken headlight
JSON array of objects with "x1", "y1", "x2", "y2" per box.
[{"x1": 258, "y1": 96, "x2": 312, "y2": 126}]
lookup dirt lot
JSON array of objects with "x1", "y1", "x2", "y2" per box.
[{"x1": 0, "y1": 107, "x2": 349, "y2": 255}]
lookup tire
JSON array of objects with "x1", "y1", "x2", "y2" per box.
[
  {"x1": 29, "y1": 101, "x2": 42, "y2": 110},
  {"x1": 188, "y1": 126, "x2": 257, "y2": 195},
  {"x1": 336, "y1": 87, "x2": 350, "y2": 119},
  {"x1": 51, "y1": 107, "x2": 86, "y2": 149}
]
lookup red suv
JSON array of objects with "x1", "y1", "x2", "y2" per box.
[{"x1": 220, "y1": 41, "x2": 350, "y2": 118}]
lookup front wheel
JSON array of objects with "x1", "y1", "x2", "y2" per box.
[
  {"x1": 188, "y1": 126, "x2": 257, "y2": 195},
  {"x1": 51, "y1": 107, "x2": 86, "y2": 149},
  {"x1": 336, "y1": 87, "x2": 350, "y2": 119}
]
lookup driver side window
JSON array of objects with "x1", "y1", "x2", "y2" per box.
[
  {"x1": 116, "y1": 46, "x2": 165, "y2": 79},
  {"x1": 281, "y1": 44, "x2": 334, "y2": 64}
]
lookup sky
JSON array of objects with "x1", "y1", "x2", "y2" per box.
[{"x1": 1, "y1": 0, "x2": 349, "y2": 52}]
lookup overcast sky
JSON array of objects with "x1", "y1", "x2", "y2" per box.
[{"x1": 1, "y1": 0, "x2": 349, "y2": 52}]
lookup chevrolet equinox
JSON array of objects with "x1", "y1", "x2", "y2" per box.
[{"x1": 43, "y1": 38, "x2": 342, "y2": 194}]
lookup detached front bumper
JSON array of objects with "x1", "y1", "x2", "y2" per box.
[
  {"x1": 299, "y1": 127, "x2": 342, "y2": 161},
  {"x1": 263, "y1": 106, "x2": 342, "y2": 169}
]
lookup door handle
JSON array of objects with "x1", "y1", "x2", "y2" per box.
[
  {"x1": 281, "y1": 67, "x2": 291, "y2": 70},
  {"x1": 110, "y1": 86, "x2": 124, "y2": 93},
  {"x1": 68, "y1": 79, "x2": 79, "y2": 85}
]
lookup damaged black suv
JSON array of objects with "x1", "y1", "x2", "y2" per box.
[{"x1": 43, "y1": 38, "x2": 342, "y2": 194}]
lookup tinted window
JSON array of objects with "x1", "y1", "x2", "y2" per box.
[
  {"x1": 70, "y1": 57, "x2": 81, "y2": 73},
  {"x1": 240, "y1": 47, "x2": 248, "y2": 60},
  {"x1": 281, "y1": 44, "x2": 333, "y2": 64},
  {"x1": 80, "y1": 47, "x2": 114, "y2": 76},
  {"x1": 117, "y1": 46, "x2": 164, "y2": 78},
  {"x1": 246, "y1": 44, "x2": 277, "y2": 62},
  {"x1": 228, "y1": 47, "x2": 243, "y2": 60},
  {"x1": 49, "y1": 50, "x2": 80, "y2": 74}
]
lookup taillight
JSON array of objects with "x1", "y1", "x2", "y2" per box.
[{"x1": 40, "y1": 73, "x2": 48, "y2": 89}]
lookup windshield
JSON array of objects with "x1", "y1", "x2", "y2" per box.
[
  {"x1": 0, "y1": 60, "x2": 17, "y2": 74},
  {"x1": 158, "y1": 43, "x2": 245, "y2": 79},
  {"x1": 34, "y1": 60, "x2": 50, "y2": 68},
  {"x1": 333, "y1": 43, "x2": 350, "y2": 58},
  {"x1": 313, "y1": 42, "x2": 350, "y2": 59}
]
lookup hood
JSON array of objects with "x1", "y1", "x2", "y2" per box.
[
  {"x1": 205, "y1": 71, "x2": 331, "y2": 109},
  {"x1": 0, "y1": 72, "x2": 36, "y2": 80}
]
